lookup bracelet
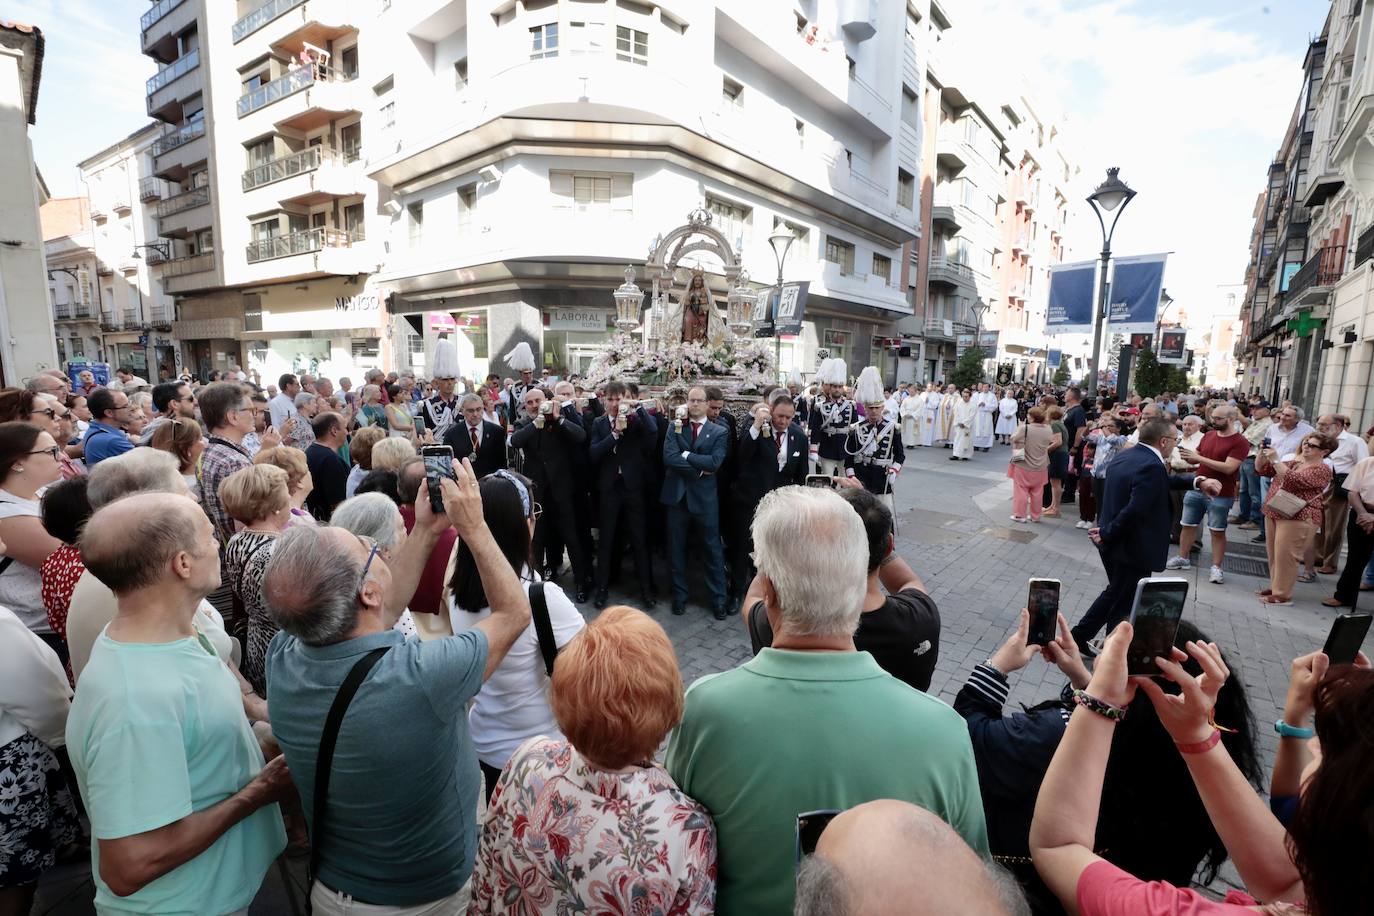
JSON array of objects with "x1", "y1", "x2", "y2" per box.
[
  {"x1": 1273, "y1": 718, "x2": 1315, "y2": 739},
  {"x1": 1175, "y1": 730, "x2": 1222, "y2": 754},
  {"x1": 1072, "y1": 689, "x2": 1127, "y2": 722}
]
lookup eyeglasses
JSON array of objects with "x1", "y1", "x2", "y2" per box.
[
  {"x1": 29, "y1": 408, "x2": 55, "y2": 419},
  {"x1": 28, "y1": 446, "x2": 60, "y2": 460},
  {"x1": 1302, "y1": 441, "x2": 1323, "y2": 449},
  {"x1": 355, "y1": 535, "x2": 380, "y2": 593}
]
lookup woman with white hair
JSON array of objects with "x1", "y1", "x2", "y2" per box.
[
  {"x1": 357, "y1": 384, "x2": 387, "y2": 430},
  {"x1": 330, "y1": 493, "x2": 418, "y2": 639}
]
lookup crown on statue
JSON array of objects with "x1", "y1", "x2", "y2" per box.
[{"x1": 687, "y1": 207, "x2": 712, "y2": 227}]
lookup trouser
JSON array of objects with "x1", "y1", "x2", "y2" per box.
[
  {"x1": 1334, "y1": 512, "x2": 1374, "y2": 605},
  {"x1": 533, "y1": 493, "x2": 592, "y2": 585},
  {"x1": 667, "y1": 502, "x2": 726, "y2": 606},
  {"x1": 1256, "y1": 477, "x2": 1272, "y2": 530},
  {"x1": 1237, "y1": 457, "x2": 1259, "y2": 520},
  {"x1": 1092, "y1": 477, "x2": 1105, "y2": 520},
  {"x1": 1071, "y1": 552, "x2": 1151, "y2": 645},
  {"x1": 595, "y1": 480, "x2": 651, "y2": 595},
  {"x1": 310, "y1": 883, "x2": 469, "y2": 915},
  {"x1": 1077, "y1": 474, "x2": 1097, "y2": 522},
  {"x1": 1265, "y1": 516, "x2": 1317, "y2": 601},
  {"x1": 1011, "y1": 474, "x2": 1042, "y2": 520},
  {"x1": 1169, "y1": 490, "x2": 1185, "y2": 542},
  {"x1": 1062, "y1": 470, "x2": 1077, "y2": 504},
  {"x1": 730, "y1": 499, "x2": 759, "y2": 598},
  {"x1": 1318, "y1": 489, "x2": 1350, "y2": 569},
  {"x1": 817, "y1": 456, "x2": 845, "y2": 477}
]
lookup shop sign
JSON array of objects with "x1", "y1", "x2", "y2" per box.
[
  {"x1": 335, "y1": 294, "x2": 383, "y2": 312},
  {"x1": 546, "y1": 308, "x2": 608, "y2": 332},
  {"x1": 429, "y1": 312, "x2": 455, "y2": 332}
]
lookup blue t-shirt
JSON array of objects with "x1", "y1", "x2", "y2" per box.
[
  {"x1": 83, "y1": 420, "x2": 134, "y2": 467},
  {"x1": 66, "y1": 629, "x2": 286, "y2": 915},
  {"x1": 266, "y1": 627, "x2": 489, "y2": 906}
]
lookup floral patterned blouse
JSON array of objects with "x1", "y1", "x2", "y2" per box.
[
  {"x1": 468, "y1": 736, "x2": 717, "y2": 916},
  {"x1": 1262, "y1": 460, "x2": 1332, "y2": 526},
  {"x1": 39, "y1": 544, "x2": 84, "y2": 641}
]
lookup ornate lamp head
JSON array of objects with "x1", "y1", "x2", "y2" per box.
[
  {"x1": 726, "y1": 269, "x2": 757, "y2": 339},
  {"x1": 613, "y1": 265, "x2": 645, "y2": 333}
]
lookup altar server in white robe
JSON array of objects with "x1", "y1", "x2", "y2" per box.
[
  {"x1": 995, "y1": 389, "x2": 1019, "y2": 443},
  {"x1": 899, "y1": 387, "x2": 922, "y2": 447},
  {"x1": 919, "y1": 383, "x2": 941, "y2": 447},
  {"x1": 972, "y1": 383, "x2": 996, "y2": 451},
  {"x1": 950, "y1": 388, "x2": 978, "y2": 460}
]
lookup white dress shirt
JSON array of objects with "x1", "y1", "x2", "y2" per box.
[{"x1": 1331, "y1": 429, "x2": 1369, "y2": 475}]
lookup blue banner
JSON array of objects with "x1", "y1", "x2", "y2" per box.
[
  {"x1": 1047, "y1": 349, "x2": 1062, "y2": 368},
  {"x1": 1045, "y1": 261, "x2": 1098, "y2": 335},
  {"x1": 1106, "y1": 254, "x2": 1168, "y2": 334}
]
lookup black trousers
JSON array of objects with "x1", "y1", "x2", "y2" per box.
[
  {"x1": 1072, "y1": 550, "x2": 1152, "y2": 645},
  {"x1": 595, "y1": 479, "x2": 652, "y2": 594},
  {"x1": 729, "y1": 497, "x2": 761, "y2": 597},
  {"x1": 1334, "y1": 513, "x2": 1374, "y2": 606},
  {"x1": 534, "y1": 492, "x2": 592, "y2": 585}
]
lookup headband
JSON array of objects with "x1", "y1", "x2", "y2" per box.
[{"x1": 490, "y1": 469, "x2": 532, "y2": 518}]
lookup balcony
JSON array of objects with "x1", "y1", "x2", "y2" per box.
[
  {"x1": 157, "y1": 185, "x2": 212, "y2": 238},
  {"x1": 123, "y1": 308, "x2": 145, "y2": 329},
  {"x1": 162, "y1": 252, "x2": 217, "y2": 294},
  {"x1": 1012, "y1": 235, "x2": 1028, "y2": 255},
  {"x1": 936, "y1": 135, "x2": 970, "y2": 171},
  {"x1": 151, "y1": 120, "x2": 208, "y2": 182},
  {"x1": 138, "y1": 176, "x2": 164, "y2": 201},
  {"x1": 246, "y1": 226, "x2": 355, "y2": 263},
  {"x1": 1287, "y1": 245, "x2": 1347, "y2": 306},
  {"x1": 927, "y1": 256, "x2": 977, "y2": 289},
  {"x1": 100, "y1": 312, "x2": 120, "y2": 332},
  {"x1": 53, "y1": 304, "x2": 70, "y2": 320},
  {"x1": 233, "y1": 0, "x2": 308, "y2": 42},
  {"x1": 150, "y1": 305, "x2": 174, "y2": 328},
  {"x1": 241, "y1": 146, "x2": 365, "y2": 205},
  {"x1": 141, "y1": 0, "x2": 193, "y2": 64},
  {"x1": 931, "y1": 203, "x2": 962, "y2": 232},
  {"x1": 922, "y1": 318, "x2": 975, "y2": 340},
  {"x1": 146, "y1": 49, "x2": 201, "y2": 123},
  {"x1": 237, "y1": 65, "x2": 357, "y2": 132}
]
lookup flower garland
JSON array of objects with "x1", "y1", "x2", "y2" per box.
[{"x1": 585, "y1": 333, "x2": 776, "y2": 392}]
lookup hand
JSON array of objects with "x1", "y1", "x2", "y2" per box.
[
  {"x1": 1042, "y1": 612, "x2": 1092, "y2": 689},
  {"x1": 753, "y1": 407, "x2": 768, "y2": 429},
  {"x1": 1088, "y1": 527, "x2": 1102, "y2": 545},
  {"x1": 1281, "y1": 650, "x2": 1329, "y2": 727},
  {"x1": 1199, "y1": 478, "x2": 1222, "y2": 497},
  {"x1": 988, "y1": 610, "x2": 1041, "y2": 676},
  {"x1": 833, "y1": 475, "x2": 862, "y2": 490},
  {"x1": 412, "y1": 469, "x2": 451, "y2": 535},
  {"x1": 1084, "y1": 622, "x2": 1136, "y2": 708},
  {"x1": 441, "y1": 456, "x2": 485, "y2": 537},
  {"x1": 1134, "y1": 640, "x2": 1229, "y2": 746},
  {"x1": 246, "y1": 754, "x2": 294, "y2": 806},
  {"x1": 1357, "y1": 512, "x2": 1374, "y2": 534},
  {"x1": 1177, "y1": 447, "x2": 1199, "y2": 464}
]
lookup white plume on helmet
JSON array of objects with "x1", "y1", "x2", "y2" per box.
[
  {"x1": 431, "y1": 336, "x2": 459, "y2": 379},
  {"x1": 815, "y1": 357, "x2": 847, "y2": 386},
  {"x1": 504, "y1": 341, "x2": 535, "y2": 373},
  {"x1": 855, "y1": 366, "x2": 884, "y2": 406},
  {"x1": 787, "y1": 367, "x2": 803, "y2": 387}
]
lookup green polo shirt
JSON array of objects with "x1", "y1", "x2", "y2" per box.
[{"x1": 665, "y1": 648, "x2": 988, "y2": 916}]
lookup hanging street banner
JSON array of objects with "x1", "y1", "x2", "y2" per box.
[
  {"x1": 1106, "y1": 253, "x2": 1169, "y2": 334},
  {"x1": 1158, "y1": 329, "x2": 1188, "y2": 365},
  {"x1": 1047, "y1": 349, "x2": 1062, "y2": 368},
  {"x1": 774, "y1": 280, "x2": 810, "y2": 337},
  {"x1": 1045, "y1": 260, "x2": 1098, "y2": 335}
]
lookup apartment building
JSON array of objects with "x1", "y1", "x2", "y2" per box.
[
  {"x1": 40, "y1": 196, "x2": 103, "y2": 366},
  {"x1": 139, "y1": 0, "x2": 408, "y2": 383},
  {"x1": 364, "y1": 0, "x2": 919, "y2": 381}
]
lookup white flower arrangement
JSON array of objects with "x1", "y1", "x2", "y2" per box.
[{"x1": 585, "y1": 333, "x2": 776, "y2": 392}]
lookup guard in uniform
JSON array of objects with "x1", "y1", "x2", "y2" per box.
[
  {"x1": 501, "y1": 341, "x2": 538, "y2": 420},
  {"x1": 807, "y1": 357, "x2": 857, "y2": 477},
  {"x1": 845, "y1": 366, "x2": 904, "y2": 503},
  {"x1": 419, "y1": 337, "x2": 461, "y2": 441}
]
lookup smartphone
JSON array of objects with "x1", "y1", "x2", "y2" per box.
[
  {"x1": 1027, "y1": 578, "x2": 1061, "y2": 646},
  {"x1": 1126, "y1": 577, "x2": 1189, "y2": 675},
  {"x1": 795, "y1": 809, "x2": 841, "y2": 864},
  {"x1": 1323, "y1": 613, "x2": 1373, "y2": 666},
  {"x1": 413, "y1": 414, "x2": 426, "y2": 435},
  {"x1": 420, "y1": 444, "x2": 455, "y2": 513},
  {"x1": 805, "y1": 474, "x2": 837, "y2": 489},
  {"x1": 1261, "y1": 436, "x2": 1272, "y2": 449}
]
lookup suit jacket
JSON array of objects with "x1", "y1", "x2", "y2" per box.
[
  {"x1": 1097, "y1": 444, "x2": 1199, "y2": 571},
  {"x1": 510, "y1": 405, "x2": 586, "y2": 499},
  {"x1": 305, "y1": 442, "x2": 349, "y2": 521},
  {"x1": 735, "y1": 423, "x2": 809, "y2": 506},
  {"x1": 660, "y1": 418, "x2": 728, "y2": 515},
  {"x1": 589, "y1": 406, "x2": 658, "y2": 492},
  {"x1": 442, "y1": 419, "x2": 508, "y2": 478}
]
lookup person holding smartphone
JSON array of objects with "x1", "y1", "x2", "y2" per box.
[{"x1": 1256, "y1": 432, "x2": 1335, "y2": 606}]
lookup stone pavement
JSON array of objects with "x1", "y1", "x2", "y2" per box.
[{"x1": 34, "y1": 438, "x2": 1368, "y2": 914}]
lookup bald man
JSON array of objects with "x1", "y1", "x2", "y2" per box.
[{"x1": 796, "y1": 800, "x2": 1027, "y2": 916}]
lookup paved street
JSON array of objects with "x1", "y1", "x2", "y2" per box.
[{"x1": 34, "y1": 438, "x2": 1360, "y2": 913}]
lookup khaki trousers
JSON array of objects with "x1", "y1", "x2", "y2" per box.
[
  {"x1": 1318, "y1": 490, "x2": 1350, "y2": 569},
  {"x1": 1265, "y1": 516, "x2": 1318, "y2": 601},
  {"x1": 309, "y1": 883, "x2": 470, "y2": 916}
]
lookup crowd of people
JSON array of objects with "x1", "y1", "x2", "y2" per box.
[{"x1": 0, "y1": 351, "x2": 1369, "y2": 916}]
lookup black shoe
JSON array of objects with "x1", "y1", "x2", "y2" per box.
[
  {"x1": 672, "y1": 602, "x2": 687, "y2": 616},
  {"x1": 575, "y1": 587, "x2": 590, "y2": 604},
  {"x1": 1076, "y1": 638, "x2": 1098, "y2": 659},
  {"x1": 543, "y1": 564, "x2": 563, "y2": 582},
  {"x1": 1252, "y1": 533, "x2": 1266, "y2": 543},
  {"x1": 593, "y1": 588, "x2": 608, "y2": 609},
  {"x1": 712, "y1": 602, "x2": 729, "y2": 621},
  {"x1": 949, "y1": 455, "x2": 959, "y2": 461},
  {"x1": 641, "y1": 591, "x2": 658, "y2": 611}
]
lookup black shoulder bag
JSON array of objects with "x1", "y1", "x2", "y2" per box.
[
  {"x1": 528, "y1": 582, "x2": 559, "y2": 677},
  {"x1": 308, "y1": 645, "x2": 390, "y2": 907}
]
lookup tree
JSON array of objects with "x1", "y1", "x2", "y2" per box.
[
  {"x1": 1052, "y1": 363, "x2": 1071, "y2": 386},
  {"x1": 1133, "y1": 347, "x2": 1166, "y2": 398},
  {"x1": 1166, "y1": 366, "x2": 1192, "y2": 392},
  {"x1": 950, "y1": 346, "x2": 986, "y2": 390}
]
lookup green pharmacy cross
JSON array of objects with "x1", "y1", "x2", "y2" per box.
[{"x1": 1286, "y1": 310, "x2": 1325, "y2": 339}]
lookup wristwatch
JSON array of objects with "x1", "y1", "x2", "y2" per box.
[{"x1": 1273, "y1": 718, "x2": 1315, "y2": 739}]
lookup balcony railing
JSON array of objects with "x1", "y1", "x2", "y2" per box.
[
  {"x1": 242, "y1": 146, "x2": 341, "y2": 191},
  {"x1": 238, "y1": 64, "x2": 350, "y2": 118},
  {"x1": 124, "y1": 308, "x2": 145, "y2": 327},
  {"x1": 1357, "y1": 223, "x2": 1374, "y2": 270},
  {"x1": 928, "y1": 256, "x2": 976, "y2": 280},
  {"x1": 163, "y1": 252, "x2": 216, "y2": 277},
  {"x1": 146, "y1": 48, "x2": 199, "y2": 96},
  {"x1": 150, "y1": 305, "x2": 174, "y2": 326},
  {"x1": 233, "y1": 0, "x2": 308, "y2": 42},
  {"x1": 1286, "y1": 245, "x2": 1347, "y2": 300},
  {"x1": 156, "y1": 185, "x2": 211, "y2": 219},
  {"x1": 246, "y1": 227, "x2": 354, "y2": 263},
  {"x1": 101, "y1": 312, "x2": 120, "y2": 331},
  {"x1": 138, "y1": 176, "x2": 163, "y2": 201},
  {"x1": 141, "y1": 0, "x2": 186, "y2": 33},
  {"x1": 151, "y1": 119, "x2": 205, "y2": 157},
  {"x1": 54, "y1": 304, "x2": 71, "y2": 320},
  {"x1": 923, "y1": 318, "x2": 976, "y2": 339}
]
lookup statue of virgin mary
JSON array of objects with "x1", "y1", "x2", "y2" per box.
[{"x1": 661, "y1": 269, "x2": 728, "y2": 348}]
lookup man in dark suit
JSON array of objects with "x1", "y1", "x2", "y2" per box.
[
  {"x1": 661, "y1": 386, "x2": 729, "y2": 619},
  {"x1": 705, "y1": 386, "x2": 740, "y2": 596},
  {"x1": 589, "y1": 381, "x2": 658, "y2": 609},
  {"x1": 441, "y1": 393, "x2": 507, "y2": 478},
  {"x1": 731, "y1": 394, "x2": 809, "y2": 597},
  {"x1": 1071, "y1": 416, "x2": 1222, "y2": 655},
  {"x1": 305, "y1": 412, "x2": 350, "y2": 521},
  {"x1": 511, "y1": 386, "x2": 592, "y2": 602}
]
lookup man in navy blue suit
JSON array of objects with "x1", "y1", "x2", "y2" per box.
[
  {"x1": 661, "y1": 386, "x2": 729, "y2": 619},
  {"x1": 730, "y1": 394, "x2": 810, "y2": 597},
  {"x1": 589, "y1": 381, "x2": 658, "y2": 610},
  {"x1": 1071, "y1": 416, "x2": 1222, "y2": 655}
]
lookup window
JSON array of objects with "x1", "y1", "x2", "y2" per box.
[
  {"x1": 530, "y1": 23, "x2": 559, "y2": 59},
  {"x1": 901, "y1": 87, "x2": 919, "y2": 128},
  {"x1": 897, "y1": 169, "x2": 915, "y2": 209},
  {"x1": 824, "y1": 236, "x2": 855, "y2": 275},
  {"x1": 722, "y1": 77, "x2": 743, "y2": 108},
  {"x1": 351, "y1": 338, "x2": 381, "y2": 360},
  {"x1": 568, "y1": 21, "x2": 606, "y2": 54},
  {"x1": 407, "y1": 202, "x2": 424, "y2": 245},
  {"x1": 616, "y1": 26, "x2": 648, "y2": 65},
  {"x1": 457, "y1": 185, "x2": 477, "y2": 234},
  {"x1": 408, "y1": 334, "x2": 424, "y2": 356},
  {"x1": 453, "y1": 57, "x2": 468, "y2": 89},
  {"x1": 374, "y1": 77, "x2": 395, "y2": 129},
  {"x1": 872, "y1": 254, "x2": 892, "y2": 286},
  {"x1": 246, "y1": 137, "x2": 274, "y2": 168},
  {"x1": 773, "y1": 218, "x2": 810, "y2": 261},
  {"x1": 550, "y1": 170, "x2": 632, "y2": 216},
  {"x1": 340, "y1": 46, "x2": 359, "y2": 79},
  {"x1": 252, "y1": 219, "x2": 279, "y2": 243},
  {"x1": 707, "y1": 197, "x2": 750, "y2": 250},
  {"x1": 340, "y1": 122, "x2": 361, "y2": 161},
  {"x1": 343, "y1": 203, "x2": 365, "y2": 240}
]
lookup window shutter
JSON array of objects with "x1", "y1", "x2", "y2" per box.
[
  {"x1": 611, "y1": 173, "x2": 632, "y2": 215},
  {"x1": 550, "y1": 171, "x2": 572, "y2": 210}
]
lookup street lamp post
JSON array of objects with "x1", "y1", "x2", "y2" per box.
[
  {"x1": 767, "y1": 227, "x2": 796, "y2": 377},
  {"x1": 1155, "y1": 288, "x2": 1173, "y2": 352},
  {"x1": 1085, "y1": 167, "x2": 1137, "y2": 396},
  {"x1": 970, "y1": 301, "x2": 989, "y2": 377}
]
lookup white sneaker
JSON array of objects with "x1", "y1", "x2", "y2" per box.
[
  {"x1": 1075, "y1": 520, "x2": 1092, "y2": 529},
  {"x1": 1209, "y1": 565, "x2": 1224, "y2": 584},
  {"x1": 1165, "y1": 556, "x2": 1191, "y2": 570}
]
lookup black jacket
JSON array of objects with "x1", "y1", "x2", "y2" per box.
[
  {"x1": 511, "y1": 405, "x2": 586, "y2": 498},
  {"x1": 305, "y1": 442, "x2": 349, "y2": 521},
  {"x1": 734, "y1": 422, "x2": 809, "y2": 506},
  {"x1": 1096, "y1": 444, "x2": 1199, "y2": 571},
  {"x1": 589, "y1": 406, "x2": 658, "y2": 491},
  {"x1": 442, "y1": 419, "x2": 508, "y2": 478}
]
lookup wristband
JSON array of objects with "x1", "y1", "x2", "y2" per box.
[
  {"x1": 1071, "y1": 689, "x2": 1127, "y2": 722},
  {"x1": 1273, "y1": 718, "x2": 1315, "y2": 740},
  {"x1": 1175, "y1": 729, "x2": 1222, "y2": 754}
]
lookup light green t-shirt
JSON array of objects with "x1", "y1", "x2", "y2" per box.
[
  {"x1": 65, "y1": 628, "x2": 286, "y2": 915},
  {"x1": 665, "y1": 648, "x2": 989, "y2": 916}
]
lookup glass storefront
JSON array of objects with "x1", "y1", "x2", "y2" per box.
[{"x1": 114, "y1": 344, "x2": 148, "y2": 374}]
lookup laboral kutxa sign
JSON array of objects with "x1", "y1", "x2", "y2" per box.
[{"x1": 545, "y1": 307, "x2": 610, "y2": 332}]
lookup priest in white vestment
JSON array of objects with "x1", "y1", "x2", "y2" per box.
[
  {"x1": 899, "y1": 389, "x2": 921, "y2": 447},
  {"x1": 919, "y1": 384, "x2": 940, "y2": 447},
  {"x1": 937, "y1": 385, "x2": 959, "y2": 446},
  {"x1": 950, "y1": 389, "x2": 978, "y2": 460},
  {"x1": 996, "y1": 390, "x2": 1019, "y2": 443},
  {"x1": 972, "y1": 383, "x2": 996, "y2": 451}
]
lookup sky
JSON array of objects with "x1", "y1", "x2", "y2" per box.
[{"x1": 17, "y1": 0, "x2": 1331, "y2": 333}]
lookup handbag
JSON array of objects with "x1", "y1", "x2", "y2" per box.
[
  {"x1": 1267, "y1": 487, "x2": 1309, "y2": 520},
  {"x1": 1011, "y1": 448, "x2": 1026, "y2": 462}
]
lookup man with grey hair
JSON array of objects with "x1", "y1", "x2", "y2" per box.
[
  {"x1": 1315, "y1": 413, "x2": 1368, "y2": 574},
  {"x1": 66, "y1": 494, "x2": 290, "y2": 913},
  {"x1": 27, "y1": 370, "x2": 67, "y2": 397},
  {"x1": 264, "y1": 457, "x2": 531, "y2": 914},
  {"x1": 665, "y1": 484, "x2": 987, "y2": 915},
  {"x1": 443, "y1": 392, "x2": 507, "y2": 477},
  {"x1": 795, "y1": 800, "x2": 1027, "y2": 916}
]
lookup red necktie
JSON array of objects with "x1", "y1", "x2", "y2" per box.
[
  {"x1": 470, "y1": 425, "x2": 479, "y2": 450},
  {"x1": 691, "y1": 422, "x2": 701, "y2": 444}
]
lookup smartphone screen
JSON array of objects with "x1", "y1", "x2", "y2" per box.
[
  {"x1": 1323, "y1": 613, "x2": 1373, "y2": 666},
  {"x1": 1027, "y1": 579, "x2": 1060, "y2": 646},
  {"x1": 805, "y1": 474, "x2": 836, "y2": 490},
  {"x1": 795, "y1": 809, "x2": 841, "y2": 865},
  {"x1": 420, "y1": 445, "x2": 455, "y2": 513},
  {"x1": 1127, "y1": 578, "x2": 1189, "y2": 675}
]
